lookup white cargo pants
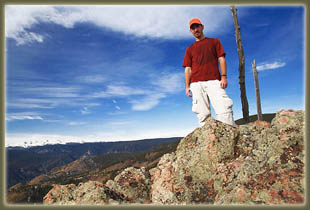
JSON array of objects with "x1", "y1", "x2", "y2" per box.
[{"x1": 190, "y1": 80, "x2": 236, "y2": 127}]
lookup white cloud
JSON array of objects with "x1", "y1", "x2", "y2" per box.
[
  {"x1": 256, "y1": 61, "x2": 286, "y2": 71},
  {"x1": 6, "y1": 112, "x2": 44, "y2": 121},
  {"x1": 13, "y1": 31, "x2": 44, "y2": 45},
  {"x1": 5, "y1": 5, "x2": 232, "y2": 45},
  {"x1": 4, "y1": 5, "x2": 71, "y2": 45}
]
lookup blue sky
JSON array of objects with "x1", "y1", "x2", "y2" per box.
[{"x1": 5, "y1": 5, "x2": 305, "y2": 147}]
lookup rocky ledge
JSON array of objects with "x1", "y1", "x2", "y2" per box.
[{"x1": 43, "y1": 109, "x2": 305, "y2": 205}]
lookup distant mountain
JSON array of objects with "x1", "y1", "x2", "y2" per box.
[{"x1": 6, "y1": 137, "x2": 182, "y2": 188}]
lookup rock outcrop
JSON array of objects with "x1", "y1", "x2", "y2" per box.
[
  {"x1": 43, "y1": 168, "x2": 150, "y2": 205},
  {"x1": 43, "y1": 181, "x2": 108, "y2": 205},
  {"x1": 43, "y1": 109, "x2": 305, "y2": 205}
]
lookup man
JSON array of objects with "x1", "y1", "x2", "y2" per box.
[{"x1": 182, "y1": 18, "x2": 236, "y2": 127}]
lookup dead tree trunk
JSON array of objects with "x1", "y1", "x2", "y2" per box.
[
  {"x1": 230, "y1": 5, "x2": 250, "y2": 123},
  {"x1": 252, "y1": 59, "x2": 263, "y2": 121}
]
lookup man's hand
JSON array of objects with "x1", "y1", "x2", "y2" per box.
[
  {"x1": 186, "y1": 87, "x2": 192, "y2": 97},
  {"x1": 218, "y1": 56, "x2": 228, "y2": 89},
  {"x1": 220, "y1": 77, "x2": 228, "y2": 89}
]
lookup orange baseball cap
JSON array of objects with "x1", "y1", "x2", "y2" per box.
[{"x1": 189, "y1": 18, "x2": 202, "y2": 28}]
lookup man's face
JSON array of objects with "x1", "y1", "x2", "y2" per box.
[{"x1": 190, "y1": 24, "x2": 204, "y2": 38}]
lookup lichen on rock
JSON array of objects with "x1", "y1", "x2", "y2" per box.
[
  {"x1": 214, "y1": 109, "x2": 305, "y2": 205},
  {"x1": 105, "y1": 167, "x2": 151, "y2": 204}
]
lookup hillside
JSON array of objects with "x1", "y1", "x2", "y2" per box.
[{"x1": 6, "y1": 137, "x2": 181, "y2": 188}]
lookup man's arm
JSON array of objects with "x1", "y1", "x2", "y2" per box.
[
  {"x1": 185, "y1": 67, "x2": 192, "y2": 97},
  {"x1": 218, "y1": 56, "x2": 228, "y2": 89}
]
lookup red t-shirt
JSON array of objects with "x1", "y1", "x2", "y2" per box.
[{"x1": 182, "y1": 37, "x2": 226, "y2": 84}]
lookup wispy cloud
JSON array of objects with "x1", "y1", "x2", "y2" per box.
[
  {"x1": 130, "y1": 93, "x2": 166, "y2": 111},
  {"x1": 91, "y1": 85, "x2": 150, "y2": 98},
  {"x1": 10, "y1": 83, "x2": 81, "y2": 98},
  {"x1": 91, "y1": 84, "x2": 157, "y2": 111},
  {"x1": 68, "y1": 121, "x2": 87, "y2": 126},
  {"x1": 108, "y1": 120, "x2": 134, "y2": 126},
  {"x1": 8, "y1": 97, "x2": 100, "y2": 110},
  {"x1": 21, "y1": 87, "x2": 81, "y2": 98},
  {"x1": 7, "y1": 68, "x2": 183, "y2": 113},
  {"x1": 6, "y1": 112, "x2": 44, "y2": 121},
  {"x1": 5, "y1": 5, "x2": 232, "y2": 45},
  {"x1": 7, "y1": 102, "x2": 54, "y2": 109},
  {"x1": 256, "y1": 61, "x2": 286, "y2": 71},
  {"x1": 76, "y1": 75, "x2": 106, "y2": 83},
  {"x1": 151, "y1": 72, "x2": 183, "y2": 94},
  {"x1": 89, "y1": 72, "x2": 183, "y2": 111},
  {"x1": 130, "y1": 72, "x2": 183, "y2": 111},
  {"x1": 7, "y1": 81, "x2": 101, "y2": 110}
]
